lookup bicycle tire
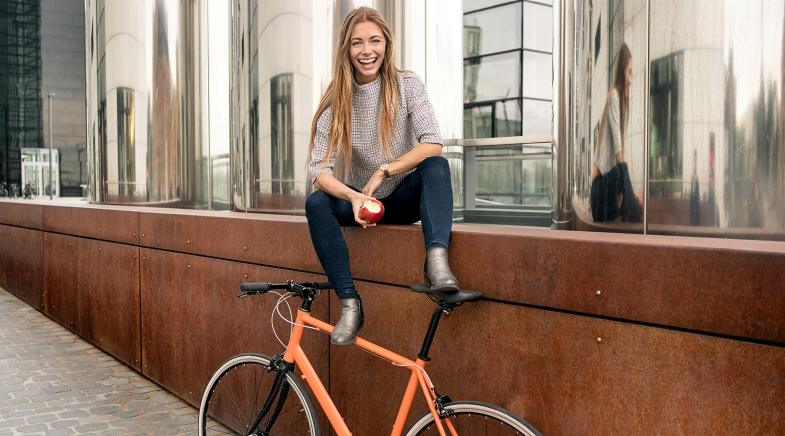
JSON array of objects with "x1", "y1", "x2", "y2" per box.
[
  {"x1": 406, "y1": 400, "x2": 541, "y2": 436},
  {"x1": 199, "y1": 353, "x2": 320, "y2": 435}
]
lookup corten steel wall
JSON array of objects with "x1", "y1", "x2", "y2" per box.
[{"x1": 1, "y1": 200, "x2": 784, "y2": 434}]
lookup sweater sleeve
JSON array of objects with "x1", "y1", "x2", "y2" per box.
[
  {"x1": 308, "y1": 107, "x2": 335, "y2": 182},
  {"x1": 606, "y1": 89, "x2": 623, "y2": 155},
  {"x1": 405, "y1": 74, "x2": 443, "y2": 145}
]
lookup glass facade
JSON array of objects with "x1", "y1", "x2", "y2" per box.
[
  {"x1": 0, "y1": 0, "x2": 42, "y2": 197},
  {"x1": 570, "y1": 0, "x2": 785, "y2": 240},
  {"x1": 77, "y1": 0, "x2": 785, "y2": 240},
  {"x1": 463, "y1": 0, "x2": 554, "y2": 221}
]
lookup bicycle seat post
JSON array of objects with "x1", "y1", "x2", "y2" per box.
[{"x1": 417, "y1": 303, "x2": 453, "y2": 362}]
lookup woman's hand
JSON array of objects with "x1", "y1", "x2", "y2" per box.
[
  {"x1": 362, "y1": 169, "x2": 385, "y2": 198},
  {"x1": 349, "y1": 192, "x2": 379, "y2": 228}
]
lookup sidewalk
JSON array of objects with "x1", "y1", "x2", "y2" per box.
[{"x1": 0, "y1": 288, "x2": 198, "y2": 435}]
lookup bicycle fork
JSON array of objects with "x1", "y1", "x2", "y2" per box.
[{"x1": 247, "y1": 355, "x2": 294, "y2": 436}]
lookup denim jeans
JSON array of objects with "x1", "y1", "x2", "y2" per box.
[
  {"x1": 305, "y1": 156, "x2": 453, "y2": 299},
  {"x1": 590, "y1": 161, "x2": 641, "y2": 222}
]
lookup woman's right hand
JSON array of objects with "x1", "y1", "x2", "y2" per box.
[{"x1": 349, "y1": 192, "x2": 378, "y2": 228}]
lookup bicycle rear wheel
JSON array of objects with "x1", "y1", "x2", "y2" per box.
[
  {"x1": 199, "y1": 353, "x2": 320, "y2": 435},
  {"x1": 406, "y1": 400, "x2": 540, "y2": 436}
]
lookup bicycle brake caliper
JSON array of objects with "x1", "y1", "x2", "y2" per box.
[
  {"x1": 434, "y1": 391, "x2": 454, "y2": 418},
  {"x1": 267, "y1": 354, "x2": 293, "y2": 373}
]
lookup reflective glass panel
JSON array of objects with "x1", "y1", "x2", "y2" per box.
[
  {"x1": 463, "y1": 3, "x2": 522, "y2": 57},
  {"x1": 464, "y1": 105, "x2": 493, "y2": 139},
  {"x1": 463, "y1": 0, "x2": 511, "y2": 13},
  {"x1": 495, "y1": 100, "x2": 522, "y2": 137},
  {"x1": 522, "y1": 51, "x2": 552, "y2": 100},
  {"x1": 522, "y1": 98, "x2": 552, "y2": 137},
  {"x1": 464, "y1": 51, "x2": 520, "y2": 103},
  {"x1": 523, "y1": 2, "x2": 552, "y2": 53},
  {"x1": 475, "y1": 145, "x2": 551, "y2": 207}
]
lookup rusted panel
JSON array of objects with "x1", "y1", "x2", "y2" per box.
[
  {"x1": 139, "y1": 248, "x2": 330, "y2": 410},
  {"x1": 448, "y1": 230, "x2": 785, "y2": 344},
  {"x1": 329, "y1": 283, "x2": 785, "y2": 435},
  {"x1": 138, "y1": 211, "x2": 321, "y2": 272},
  {"x1": 343, "y1": 224, "x2": 425, "y2": 286},
  {"x1": 72, "y1": 239, "x2": 141, "y2": 370},
  {"x1": 0, "y1": 201, "x2": 43, "y2": 229},
  {"x1": 0, "y1": 224, "x2": 43, "y2": 309},
  {"x1": 341, "y1": 222, "x2": 785, "y2": 344},
  {"x1": 43, "y1": 204, "x2": 139, "y2": 245},
  {"x1": 43, "y1": 233, "x2": 81, "y2": 331}
]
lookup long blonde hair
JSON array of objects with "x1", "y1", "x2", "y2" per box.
[
  {"x1": 309, "y1": 7, "x2": 401, "y2": 168},
  {"x1": 596, "y1": 43, "x2": 631, "y2": 153}
]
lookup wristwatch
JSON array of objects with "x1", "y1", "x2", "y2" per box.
[{"x1": 379, "y1": 164, "x2": 391, "y2": 179}]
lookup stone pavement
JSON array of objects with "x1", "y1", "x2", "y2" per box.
[{"x1": 0, "y1": 288, "x2": 199, "y2": 435}]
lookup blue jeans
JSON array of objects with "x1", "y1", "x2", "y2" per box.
[
  {"x1": 590, "y1": 162, "x2": 641, "y2": 223},
  {"x1": 305, "y1": 156, "x2": 453, "y2": 299}
]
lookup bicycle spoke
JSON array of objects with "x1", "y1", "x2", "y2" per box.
[{"x1": 200, "y1": 356, "x2": 319, "y2": 436}]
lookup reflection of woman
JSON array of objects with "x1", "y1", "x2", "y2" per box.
[
  {"x1": 305, "y1": 7, "x2": 458, "y2": 345},
  {"x1": 590, "y1": 43, "x2": 642, "y2": 222}
]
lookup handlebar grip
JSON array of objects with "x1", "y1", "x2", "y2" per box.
[{"x1": 239, "y1": 282, "x2": 272, "y2": 294}]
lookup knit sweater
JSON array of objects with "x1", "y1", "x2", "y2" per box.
[
  {"x1": 594, "y1": 88, "x2": 623, "y2": 175},
  {"x1": 308, "y1": 71, "x2": 442, "y2": 198}
]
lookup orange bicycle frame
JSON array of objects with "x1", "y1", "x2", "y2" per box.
[{"x1": 281, "y1": 309, "x2": 457, "y2": 436}]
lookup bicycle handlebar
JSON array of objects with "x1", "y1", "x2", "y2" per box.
[{"x1": 239, "y1": 281, "x2": 333, "y2": 297}]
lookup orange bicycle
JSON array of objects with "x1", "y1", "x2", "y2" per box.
[{"x1": 198, "y1": 280, "x2": 540, "y2": 435}]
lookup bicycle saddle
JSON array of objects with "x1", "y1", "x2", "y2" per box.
[{"x1": 409, "y1": 284, "x2": 483, "y2": 305}]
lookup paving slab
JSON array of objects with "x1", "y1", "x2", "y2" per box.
[{"x1": 0, "y1": 288, "x2": 202, "y2": 435}]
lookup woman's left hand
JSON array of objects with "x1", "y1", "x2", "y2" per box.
[{"x1": 362, "y1": 170, "x2": 385, "y2": 197}]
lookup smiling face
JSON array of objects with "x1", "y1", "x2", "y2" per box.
[{"x1": 349, "y1": 21, "x2": 386, "y2": 84}]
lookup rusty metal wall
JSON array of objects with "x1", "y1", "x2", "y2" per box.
[
  {"x1": 42, "y1": 232, "x2": 141, "y2": 370},
  {"x1": 0, "y1": 200, "x2": 783, "y2": 435},
  {"x1": 331, "y1": 283, "x2": 785, "y2": 434},
  {"x1": 0, "y1": 224, "x2": 43, "y2": 309},
  {"x1": 138, "y1": 247, "x2": 330, "y2": 418}
]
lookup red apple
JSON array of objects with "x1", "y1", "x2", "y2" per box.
[{"x1": 358, "y1": 199, "x2": 385, "y2": 224}]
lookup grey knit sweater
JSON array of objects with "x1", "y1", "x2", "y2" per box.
[
  {"x1": 308, "y1": 71, "x2": 442, "y2": 198},
  {"x1": 594, "y1": 88, "x2": 623, "y2": 175}
]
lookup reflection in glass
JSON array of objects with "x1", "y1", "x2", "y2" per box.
[
  {"x1": 523, "y1": 99, "x2": 552, "y2": 137},
  {"x1": 270, "y1": 74, "x2": 294, "y2": 195},
  {"x1": 475, "y1": 145, "x2": 551, "y2": 207},
  {"x1": 115, "y1": 88, "x2": 135, "y2": 198},
  {"x1": 464, "y1": 52, "x2": 520, "y2": 103},
  {"x1": 647, "y1": 0, "x2": 784, "y2": 237},
  {"x1": 84, "y1": 0, "x2": 234, "y2": 209},
  {"x1": 567, "y1": 0, "x2": 785, "y2": 239},
  {"x1": 464, "y1": 106, "x2": 493, "y2": 139},
  {"x1": 463, "y1": 3, "x2": 521, "y2": 57},
  {"x1": 571, "y1": 0, "x2": 646, "y2": 233},
  {"x1": 649, "y1": 52, "x2": 683, "y2": 198},
  {"x1": 463, "y1": 0, "x2": 510, "y2": 13},
  {"x1": 523, "y1": 51, "x2": 552, "y2": 100},
  {"x1": 495, "y1": 100, "x2": 522, "y2": 137},
  {"x1": 523, "y1": 2, "x2": 553, "y2": 52}
]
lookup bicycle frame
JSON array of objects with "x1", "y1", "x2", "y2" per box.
[{"x1": 282, "y1": 308, "x2": 456, "y2": 436}]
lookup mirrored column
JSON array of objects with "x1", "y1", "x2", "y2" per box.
[
  {"x1": 648, "y1": 0, "x2": 785, "y2": 239},
  {"x1": 572, "y1": 0, "x2": 647, "y2": 233},
  {"x1": 86, "y1": 0, "x2": 212, "y2": 207}
]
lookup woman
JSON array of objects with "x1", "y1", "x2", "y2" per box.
[
  {"x1": 305, "y1": 7, "x2": 458, "y2": 345},
  {"x1": 590, "y1": 43, "x2": 642, "y2": 223}
]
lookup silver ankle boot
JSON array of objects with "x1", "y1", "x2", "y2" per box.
[
  {"x1": 424, "y1": 246, "x2": 459, "y2": 293},
  {"x1": 331, "y1": 297, "x2": 364, "y2": 345}
]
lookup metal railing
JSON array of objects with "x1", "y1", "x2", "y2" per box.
[{"x1": 445, "y1": 135, "x2": 553, "y2": 224}]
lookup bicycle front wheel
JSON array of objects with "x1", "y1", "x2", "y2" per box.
[
  {"x1": 199, "y1": 353, "x2": 320, "y2": 435},
  {"x1": 406, "y1": 400, "x2": 541, "y2": 436}
]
